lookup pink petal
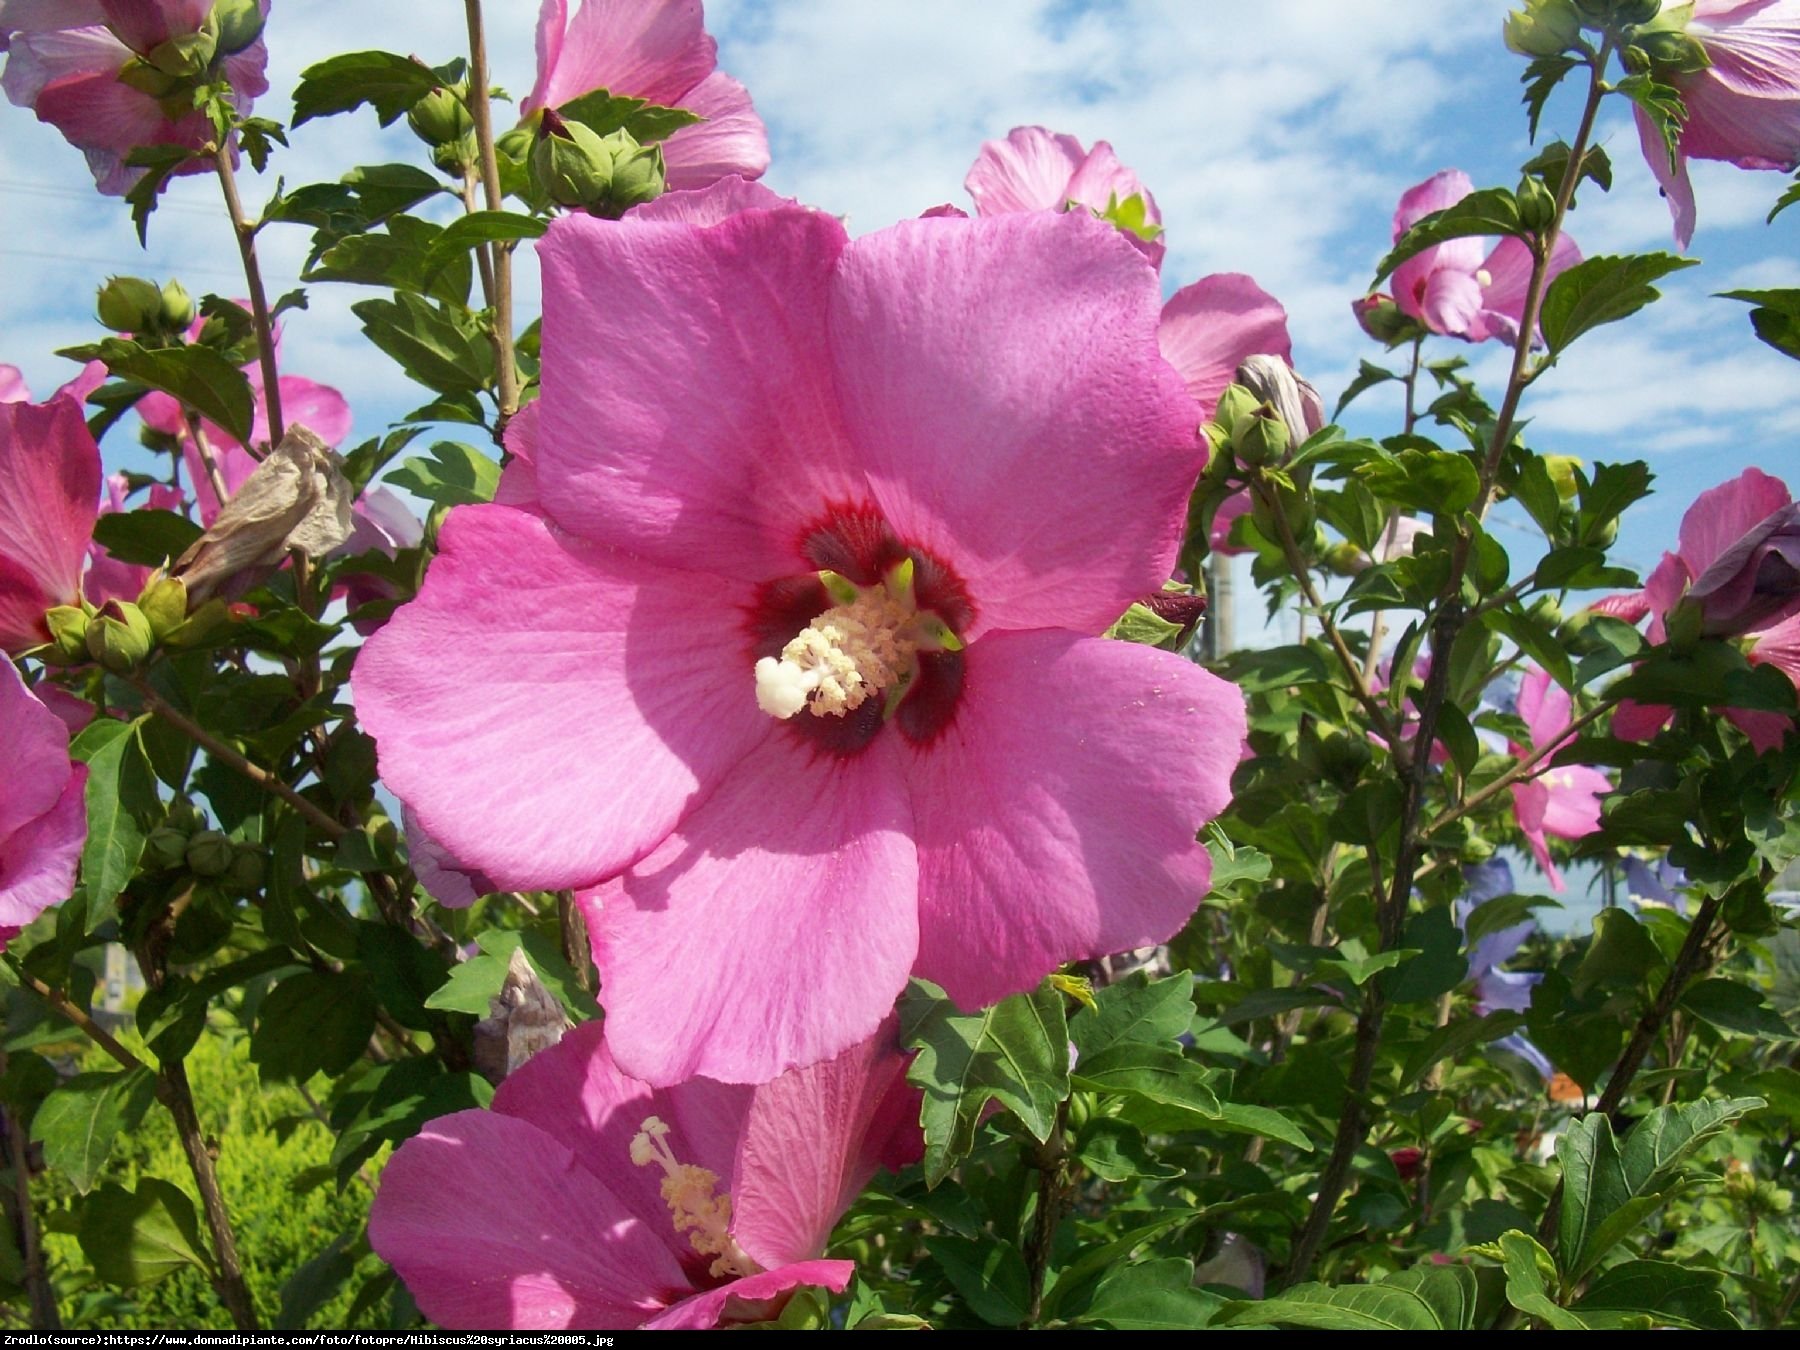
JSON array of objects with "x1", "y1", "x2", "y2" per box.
[
  {"x1": 627, "y1": 174, "x2": 791, "y2": 226},
  {"x1": 1683, "y1": 1, "x2": 1800, "y2": 167},
  {"x1": 731, "y1": 1023, "x2": 917, "y2": 1269},
  {"x1": 900, "y1": 630, "x2": 1243, "y2": 1009},
  {"x1": 0, "y1": 391, "x2": 101, "y2": 650},
  {"x1": 1, "y1": 26, "x2": 126, "y2": 107},
  {"x1": 1589, "y1": 590, "x2": 1651, "y2": 623},
  {"x1": 964, "y1": 125, "x2": 1088, "y2": 215},
  {"x1": 98, "y1": 0, "x2": 207, "y2": 51},
  {"x1": 533, "y1": 207, "x2": 864, "y2": 581},
  {"x1": 0, "y1": 1, "x2": 109, "y2": 39},
  {"x1": 0, "y1": 660, "x2": 74, "y2": 842},
  {"x1": 491, "y1": 1021, "x2": 751, "y2": 1256},
  {"x1": 1637, "y1": 106, "x2": 1698, "y2": 249},
  {"x1": 0, "y1": 366, "x2": 27, "y2": 402},
  {"x1": 1474, "y1": 232, "x2": 1582, "y2": 344},
  {"x1": 1749, "y1": 609, "x2": 1800, "y2": 685},
  {"x1": 0, "y1": 765, "x2": 86, "y2": 930},
  {"x1": 1537, "y1": 764, "x2": 1611, "y2": 840},
  {"x1": 1156, "y1": 273, "x2": 1292, "y2": 420},
  {"x1": 1393, "y1": 169, "x2": 1475, "y2": 236},
  {"x1": 1419, "y1": 266, "x2": 1486, "y2": 338},
  {"x1": 1678, "y1": 467, "x2": 1792, "y2": 578},
  {"x1": 828, "y1": 211, "x2": 1201, "y2": 640},
  {"x1": 525, "y1": 0, "x2": 715, "y2": 114},
  {"x1": 368, "y1": 1108, "x2": 690, "y2": 1330},
  {"x1": 1516, "y1": 665, "x2": 1573, "y2": 752},
  {"x1": 1208, "y1": 489, "x2": 1254, "y2": 557},
  {"x1": 494, "y1": 401, "x2": 540, "y2": 510},
  {"x1": 645, "y1": 1261, "x2": 855, "y2": 1330},
  {"x1": 1612, "y1": 698, "x2": 1675, "y2": 741},
  {"x1": 33, "y1": 684, "x2": 94, "y2": 736},
  {"x1": 660, "y1": 70, "x2": 770, "y2": 191},
  {"x1": 353, "y1": 504, "x2": 770, "y2": 890},
  {"x1": 582, "y1": 732, "x2": 920, "y2": 1087},
  {"x1": 1642, "y1": 551, "x2": 1692, "y2": 643},
  {"x1": 1065, "y1": 140, "x2": 1157, "y2": 220},
  {"x1": 269, "y1": 374, "x2": 351, "y2": 449},
  {"x1": 1724, "y1": 704, "x2": 1792, "y2": 752},
  {"x1": 1508, "y1": 777, "x2": 1564, "y2": 892},
  {"x1": 403, "y1": 806, "x2": 493, "y2": 909}
]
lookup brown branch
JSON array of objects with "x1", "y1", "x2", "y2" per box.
[
  {"x1": 1023, "y1": 1098, "x2": 1071, "y2": 1327},
  {"x1": 1425, "y1": 696, "x2": 1618, "y2": 838},
  {"x1": 159, "y1": 1060, "x2": 259, "y2": 1329},
  {"x1": 463, "y1": 0, "x2": 519, "y2": 425},
  {"x1": 10, "y1": 967, "x2": 143, "y2": 1072},
  {"x1": 1, "y1": 1104, "x2": 60, "y2": 1329},
  {"x1": 184, "y1": 413, "x2": 233, "y2": 503},
  {"x1": 213, "y1": 145, "x2": 282, "y2": 449}
]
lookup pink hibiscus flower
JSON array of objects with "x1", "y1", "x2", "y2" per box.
[
  {"x1": 355, "y1": 205, "x2": 1245, "y2": 1086},
  {"x1": 523, "y1": 0, "x2": 768, "y2": 192},
  {"x1": 1508, "y1": 666, "x2": 1611, "y2": 892},
  {"x1": 0, "y1": 659, "x2": 88, "y2": 947},
  {"x1": 0, "y1": 0, "x2": 270, "y2": 196},
  {"x1": 0, "y1": 376, "x2": 103, "y2": 653},
  {"x1": 965, "y1": 125, "x2": 1164, "y2": 266},
  {"x1": 1637, "y1": 0, "x2": 1800, "y2": 249},
  {"x1": 368, "y1": 1019, "x2": 920, "y2": 1330},
  {"x1": 1388, "y1": 170, "x2": 1582, "y2": 344}
]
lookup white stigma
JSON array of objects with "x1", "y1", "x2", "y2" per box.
[
  {"x1": 1475, "y1": 267, "x2": 1493, "y2": 288},
  {"x1": 629, "y1": 1115, "x2": 761, "y2": 1280},
  {"x1": 755, "y1": 589, "x2": 918, "y2": 720}
]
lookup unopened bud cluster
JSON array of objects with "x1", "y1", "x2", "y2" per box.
[{"x1": 531, "y1": 109, "x2": 666, "y2": 217}]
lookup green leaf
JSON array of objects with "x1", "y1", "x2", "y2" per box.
[
  {"x1": 1574, "y1": 1260, "x2": 1739, "y2": 1330},
  {"x1": 1719, "y1": 286, "x2": 1800, "y2": 361},
  {"x1": 306, "y1": 215, "x2": 472, "y2": 307},
  {"x1": 72, "y1": 717, "x2": 160, "y2": 926},
  {"x1": 556, "y1": 87, "x2": 705, "y2": 144},
  {"x1": 122, "y1": 143, "x2": 204, "y2": 245},
  {"x1": 251, "y1": 971, "x2": 379, "y2": 1084},
  {"x1": 386, "y1": 441, "x2": 500, "y2": 507},
  {"x1": 1071, "y1": 1043, "x2": 1221, "y2": 1117},
  {"x1": 1512, "y1": 454, "x2": 1564, "y2": 539},
  {"x1": 1385, "y1": 904, "x2": 1467, "y2": 1004},
  {"x1": 78, "y1": 1179, "x2": 212, "y2": 1287},
  {"x1": 1399, "y1": 1012, "x2": 1525, "y2": 1089},
  {"x1": 1334, "y1": 360, "x2": 1396, "y2": 417},
  {"x1": 277, "y1": 1234, "x2": 359, "y2": 1331},
  {"x1": 292, "y1": 51, "x2": 458, "y2": 128},
  {"x1": 1077, "y1": 1259, "x2": 1219, "y2": 1329},
  {"x1": 1571, "y1": 908, "x2": 1663, "y2": 996},
  {"x1": 1615, "y1": 74, "x2": 1687, "y2": 174},
  {"x1": 1201, "y1": 1101, "x2": 1315, "y2": 1151},
  {"x1": 91, "y1": 509, "x2": 203, "y2": 568},
  {"x1": 416, "y1": 210, "x2": 547, "y2": 290},
  {"x1": 1104, "y1": 601, "x2": 1183, "y2": 647},
  {"x1": 1374, "y1": 188, "x2": 1523, "y2": 285},
  {"x1": 30, "y1": 1069, "x2": 157, "y2": 1193},
  {"x1": 1574, "y1": 461, "x2": 1654, "y2": 549},
  {"x1": 89, "y1": 339, "x2": 256, "y2": 447},
  {"x1": 265, "y1": 164, "x2": 446, "y2": 236},
  {"x1": 1539, "y1": 253, "x2": 1700, "y2": 355},
  {"x1": 928, "y1": 1235, "x2": 1030, "y2": 1327},
  {"x1": 899, "y1": 978, "x2": 1070, "y2": 1187},
  {"x1": 1354, "y1": 448, "x2": 1481, "y2": 514},
  {"x1": 1679, "y1": 978, "x2": 1795, "y2": 1039},
  {"x1": 1221, "y1": 1277, "x2": 1452, "y2": 1330},
  {"x1": 1497, "y1": 1229, "x2": 1587, "y2": 1329},
  {"x1": 422, "y1": 929, "x2": 598, "y2": 1022},
  {"x1": 1521, "y1": 55, "x2": 1580, "y2": 141},
  {"x1": 1382, "y1": 1265, "x2": 1484, "y2": 1331},
  {"x1": 1768, "y1": 178, "x2": 1800, "y2": 222},
  {"x1": 352, "y1": 294, "x2": 493, "y2": 395},
  {"x1": 1069, "y1": 972, "x2": 1194, "y2": 1059}
]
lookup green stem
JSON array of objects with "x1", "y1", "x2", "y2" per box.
[
  {"x1": 462, "y1": 0, "x2": 519, "y2": 427},
  {"x1": 212, "y1": 144, "x2": 282, "y2": 449}
]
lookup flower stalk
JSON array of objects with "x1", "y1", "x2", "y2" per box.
[{"x1": 462, "y1": 0, "x2": 520, "y2": 427}]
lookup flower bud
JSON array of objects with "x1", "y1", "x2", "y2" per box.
[
  {"x1": 84, "y1": 600, "x2": 155, "y2": 673},
  {"x1": 136, "y1": 575, "x2": 189, "y2": 640},
  {"x1": 1528, "y1": 594, "x2": 1563, "y2": 629},
  {"x1": 1210, "y1": 383, "x2": 1262, "y2": 443},
  {"x1": 407, "y1": 85, "x2": 474, "y2": 148},
  {"x1": 607, "y1": 136, "x2": 667, "y2": 214},
  {"x1": 1666, "y1": 596, "x2": 1704, "y2": 651},
  {"x1": 1321, "y1": 540, "x2": 1370, "y2": 577},
  {"x1": 144, "y1": 822, "x2": 192, "y2": 870},
  {"x1": 159, "y1": 279, "x2": 195, "y2": 332},
  {"x1": 225, "y1": 845, "x2": 265, "y2": 893},
  {"x1": 97, "y1": 276, "x2": 164, "y2": 333},
  {"x1": 43, "y1": 605, "x2": 92, "y2": 663},
  {"x1": 1611, "y1": 0, "x2": 1662, "y2": 27},
  {"x1": 209, "y1": 0, "x2": 266, "y2": 54},
  {"x1": 1636, "y1": 28, "x2": 1712, "y2": 75},
  {"x1": 1236, "y1": 354, "x2": 1324, "y2": 443},
  {"x1": 185, "y1": 829, "x2": 234, "y2": 878},
  {"x1": 531, "y1": 111, "x2": 665, "y2": 216},
  {"x1": 146, "y1": 30, "x2": 217, "y2": 78},
  {"x1": 1516, "y1": 174, "x2": 1556, "y2": 232},
  {"x1": 1352, "y1": 292, "x2": 1424, "y2": 345},
  {"x1": 1232, "y1": 407, "x2": 1289, "y2": 468},
  {"x1": 1504, "y1": 0, "x2": 1584, "y2": 56},
  {"x1": 1542, "y1": 454, "x2": 1583, "y2": 502}
]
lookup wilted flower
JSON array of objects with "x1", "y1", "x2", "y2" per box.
[
  {"x1": 0, "y1": 0, "x2": 270, "y2": 195},
  {"x1": 523, "y1": 0, "x2": 768, "y2": 192},
  {"x1": 1388, "y1": 169, "x2": 1581, "y2": 344},
  {"x1": 0, "y1": 659, "x2": 88, "y2": 946},
  {"x1": 356, "y1": 206, "x2": 1245, "y2": 1086},
  {"x1": 369, "y1": 1020, "x2": 920, "y2": 1330},
  {"x1": 0, "y1": 375, "x2": 102, "y2": 653},
  {"x1": 1508, "y1": 667, "x2": 1611, "y2": 892},
  {"x1": 1636, "y1": 0, "x2": 1800, "y2": 248},
  {"x1": 965, "y1": 125, "x2": 1164, "y2": 265}
]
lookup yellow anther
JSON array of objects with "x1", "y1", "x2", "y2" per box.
[{"x1": 629, "y1": 1116, "x2": 761, "y2": 1280}]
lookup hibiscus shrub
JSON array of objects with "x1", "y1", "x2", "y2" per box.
[{"x1": 1, "y1": 0, "x2": 1798, "y2": 1334}]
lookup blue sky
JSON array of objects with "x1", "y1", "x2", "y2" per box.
[{"x1": 2, "y1": 0, "x2": 1796, "y2": 589}]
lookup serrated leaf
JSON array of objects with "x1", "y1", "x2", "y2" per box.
[
  {"x1": 1221, "y1": 1278, "x2": 1448, "y2": 1330},
  {"x1": 386, "y1": 441, "x2": 499, "y2": 507},
  {"x1": 1574, "y1": 1260, "x2": 1739, "y2": 1330},
  {"x1": 352, "y1": 293, "x2": 492, "y2": 395},
  {"x1": 91, "y1": 509, "x2": 203, "y2": 568},
  {"x1": 1768, "y1": 178, "x2": 1800, "y2": 222},
  {"x1": 415, "y1": 210, "x2": 547, "y2": 290},
  {"x1": 1354, "y1": 447, "x2": 1482, "y2": 514},
  {"x1": 1069, "y1": 972, "x2": 1194, "y2": 1059},
  {"x1": 928, "y1": 1235, "x2": 1030, "y2": 1327},
  {"x1": 31, "y1": 1069, "x2": 157, "y2": 1193},
  {"x1": 78, "y1": 1179, "x2": 212, "y2": 1287},
  {"x1": 556, "y1": 86, "x2": 705, "y2": 144},
  {"x1": 1077, "y1": 1259, "x2": 1219, "y2": 1329},
  {"x1": 1374, "y1": 188, "x2": 1523, "y2": 285},
  {"x1": 1615, "y1": 74, "x2": 1687, "y2": 172},
  {"x1": 1719, "y1": 286, "x2": 1800, "y2": 361},
  {"x1": 899, "y1": 979, "x2": 1069, "y2": 1187},
  {"x1": 1498, "y1": 1229, "x2": 1586, "y2": 1329},
  {"x1": 1539, "y1": 253, "x2": 1699, "y2": 355},
  {"x1": 71, "y1": 717, "x2": 160, "y2": 926},
  {"x1": 90, "y1": 340, "x2": 256, "y2": 447},
  {"x1": 1335, "y1": 360, "x2": 1397, "y2": 417},
  {"x1": 1521, "y1": 55, "x2": 1580, "y2": 141},
  {"x1": 292, "y1": 51, "x2": 457, "y2": 128},
  {"x1": 1679, "y1": 978, "x2": 1795, "y2": 1038}
]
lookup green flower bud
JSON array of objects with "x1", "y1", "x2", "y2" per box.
[
  {"x1": 84, "y1": 600, "x2": 154, "y2": 674},
  {"x1": 1210, "y1": 383, "x2": 1262, "y2": 442},
  {"x1": 43, "y1": 605, "x2": 92, "y2": 664},
  {"x1": 145, "y1": 823, "x2": 193, "y2": 870},
  {"x1": 1528, "y1": 595, "x2": 1564, "y2": 629},
  {"x1": 1321, "y1": 540, "x2": 1369, "y2": 577},
  {"x1": 1516, "y1": 174, "x2": 1557, "y2": 231},
  {"x1": 1542, "y1": 454, "x2": 1583, "y2": 502},
  {"x1": 1666, "y1": 596, "x2": 1704, "y2": 652},
  {"x1": 1612, "y1": 0, "x2": 1663, "y2": 26},
  {"x1": 1353, "y1": 292, "x2": 1426, "y2": 346},
  {"x1": 115, "y1": 56, "x2": 184, "y2": 99},
  {"x1": 607, "y1": 135, "x2": 666, "y2": 214},
  {"x1": 531, "y1": 111, "x2": 666, "y2": 215},
  {"x1": 159, "y1": 279, "x2": 195, "y2": 332},
  {"x1": 146, "y1": 30, "x2": 217, "y2": 79},
  {"x1": 1504, "y1": 0, "x2": 1584, "y2": 56},
  {"x1": 136, "y1": 575, "x2": 188, "y2": 640},
  {"x1": 185, "y1": 829, "x2": 234, "y2": 878},
  {"x1": 1637, "y1": 28, "x2": 1711, "y2": 74},
  {"x1": 225, "y1": 845, "x2": 265, "y2": 893},
  {"x1": 1232, "y1": 406, "x2": 1290, "y2": 468},
  {"x1": 209, "y1": 0, "x2": 266, "y2": 55},
  {"x1": 97, "y1": 276, "x2": 164, "y2": 333},
  {"x1": 1462, "y1": 833, "x2": 1498, "y2": 863},
  {"x1": 408, "y1": 85, "x2": 474, "y2": 148}
]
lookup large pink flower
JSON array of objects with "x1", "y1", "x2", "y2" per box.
[
  {"x1": 0, "y1": 379, "x2": 102, "y2": 653},
  {"x1": 1637, "y1": 0, "x2": 1800, "y2": 248},
  {"x1": 0, "y1": 659, "x2": 88, "y2": 945},
  {"x1": 1388, "y1": 170, "x2": 1581, "y2": 344},
  {"x1": 1508, "y1": 667, "x2": 1611, "y2": 892},
  {"x1": 0, "y1": 0, "x2": 270, "y2": 196},
  {"x1": 355, "y1": 206, "x2": 1244, "y2": 1086},
  {"x1": 523, "y1": 0, "x2": 768, "y2": 192},
  {"x1": 369, "y1": 1018, "x2": 919, "y2": 1330},
  {"x1": 965, "y1": 125, "x2": 1164, "y2": 267}
]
